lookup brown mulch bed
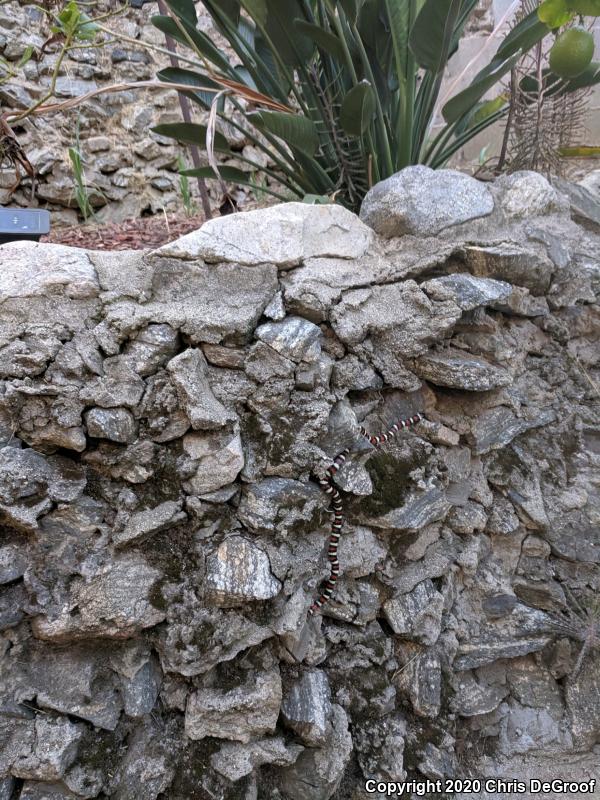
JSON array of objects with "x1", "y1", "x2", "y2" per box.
[{"x1": 41, "y1": 212, "x2": 208, "y2": 251}]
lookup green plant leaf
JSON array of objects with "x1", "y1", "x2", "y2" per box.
[
  {"x1": 211, "y1": 0, "x2": 241, "y2": 23},
  {"x1": 454, "y1": 93, "x2": 508, "y2": 134},
  {"x1": 262, "y1": 0, "x2": 313, "y2": 66},
  {"x1": 339, "y1": 81, "x2": 376, "y2": 136},
  {"x1": 164, "y1": 0, "x2": 197, "y2": 25},
  {"x1": 240, "y1": 0, "x2": 267, "y2": 26},
  {"x1": 183, "y1": 165, "x2": 248, "y2": 180},
  {"x1": 151, "y1": 122, "x2": 231, "y2": 152},
  {"x1": 156, "y1": 67, "x2": 220, "y2": 109},
  {"x1": 442, "y1": 52, "x2": 521, "y2": 123},
  {"x1": 151, "y1": 15, "x2": 233, "y2": 73},
  {"x1": 496, "y1": 9, "x2": 549, "y2": 60},
  {"x1": 251, "y1": 110, "x2": 319, "y2": 155},
  {"x1": 538, "y1": 0, "x2": 573, "y2": 27},
  {"x1": 410, "y1": 0, "x2": 462, "y2": 73},
  {"x1": 183, "y1": 165, "x2": 291, "y2": 200},
  {"x1": 294, "y1": 20, "x2": 344, "y2": 61}
]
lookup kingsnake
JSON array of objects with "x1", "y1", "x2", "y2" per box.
[{"x1": 309, "y1": 411, "x2": 424, "y2": 616}]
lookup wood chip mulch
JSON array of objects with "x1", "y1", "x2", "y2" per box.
[{"x1": 41, "y1": 212, "x2": 208, "y2": 251}]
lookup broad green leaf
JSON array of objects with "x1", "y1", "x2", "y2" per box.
[
  {"x1": 442, "y1": 52, "x2": 521, "y2": 123},
  {"x1": 294, "y1": 20, "x2": 345, "y2": 61},
  {"x1": 410, "y1": 0, "x2": 462, "y2": 73},
  {"x1": 264, "y1": 0, "x2": 313, "y2": 66},
  {"x1": 454, "y1": 93, "x2": 508, "y2": 134},
  {"x1": 157, "y1": 67, "x2": 221, "y2": 110},
  {"x1": 151, "y1": 122, "x2": 231, "y2": 152},
  {"x1": 164, "y1": 0, "x2": 197, "y2": 25},
  {"x1": 212, "y1": 0, "x2": 241, "y2": 23},
  {"x1": 559, "y1": 145, "x2": 600, "y2": 156},
  {"x1": 519, "y1": 61, "x2": 600, "y2": 95},
  {"x1": 183, "y1": 165, "x2": 248, "y2": 180},
  {"x1": 251, "y1": 110, "x2": 319, "y2": 155},
  {"x1": 339, "y1": 81, "x2": 376, "y2": 136},
  {"x1": 538, "y1": 0, "x2": 573, "y2": 27},
  {"x1": 240, "y1": 0, "x2": 267, "y2": 26},
  {"x1": 496, "y1": 9, "x2": 549, "y2": 60},
  {"x1": 151, "y1": 15, "x2": 233, "y2": 73}
]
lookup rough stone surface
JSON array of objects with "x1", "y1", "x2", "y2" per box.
[
  {"x1": 185, "y1": 669, "x2": 282, "y2": 743},
  {"x1": 0, "y1": 183, "x2": 598, "y2": 797},
  {"x1": 157, "y1": 203, "x2": 374, "y2": 266},
  {"x1": 204, "y1": 536, "x2": 281, "y2": 606},
  {"x1": 360, "y1": 166, "x2": 494, "y2": 237}
]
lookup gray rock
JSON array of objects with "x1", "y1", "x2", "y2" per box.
[
  {"x1": 159, "y1": 604, "x2": 273, "y2": 677},
  {"x1": 495, "y1": 171, "x2": 565, "y2": 219},
  {"x1": 455, "y1": 635, "x2": 550, "y2": 671},
  {"x1": 383, "y1": 580, "x2": 444, "y2": 646},
  {"x1": 211, "y1": 737, "x2": 303, "y2": 782},
  {"x1": 398, "y1": 648, "x2": 442, "y2": 718},
  {"x1": 0, "y1": 778, "x2": 15, "y2": 800},
  {"x1": 1, "y1": 643, "x2": 122, "y2": 730},
  {"x1": 486, "y1": 497, "x2": 520, "y2": 535},
  {"x1": 0, "y1": 582, "x2": 26, "y2": 629},
  {"x1": 353, "y1": 715, "x2": 407, "y2": 783},
  {"x1": 110, "y1": 721, "x2": 177, "y2": 800},
  {"x1": 566, "y1": 658, "x2": 600, "y2": 749},
  {"x1": 280, "y1": 254, "x2": 387, "y2": 323},
  {"x1": 119, "y1": 655, "x2": 162, "y2": 718},
  {"x1": 11, "y1": 717, "x2": 83, "y2": 781},
  {"x1": 113, "y1": 500, "x2": 186, "y2": 547},
  {"x1": 204, "y1": 536, "x2": 281, "y2": 606},
  {"x1": 277, "y1": 704, "x2": 352, "y2": 800},
  {"x1": 124, "y1": 323, "x2": 179, "y2": 376},
  {"x1": 470, "y1": 407, "x2": 555, "y2": 455},
  {"x1": 32, "y1": 554, "x2": 166, "y2": 640},
  {"x1": 281, "y1": 670, "x2": 332, "y2": 746},
  {"x1": 0, "y1": 545, "x2": 26, "y2": 584},
  {"x1": 422, "y1": 274, "x2": 512, "y2": 311},
  {"x1": 0, "y1": 448, "x2": 86, "y2": 532},
  {"x1": 79, "y1": 356, "x2": 145, "y2": 409},
  {"x1": 202, "y1": 343, "x2": 246, "y2": 369},
  {"x1": 447, "y1": 501, "x2": 488, "y2": 535},
  {"x1": 255, "y1": 317, "x2": 321, "y2": 363},
  {"x1": 362, "y1": 488, "x2": 451, "y2": 533},
  {"x1": 185, "y1": 668, "x2": 282, "y2": 743},
  {"x1": 491, "y1": 286, "x2": 549, "y2": 317},
  {"x1": 450, "y1": 672, "x2": 508, "y2": 717},
  {"x1": 166, "y1": 348, "x2": 233, "y2": 430},
  {"x1": 360, "y1": 166, "x2": 494, "y2": 237},
  {"x1": 238, "y1": 478, "x2": 323, "y2": 535},
  {"x1": 331, "y1": 281, "x2": 461, "y2": 356},
  {"x1": 85, "y1": 407, "x2": 137, "y2": 443},
  {"x1": 552, "y1": 176, "x2": 600, "y2": 229},
  {"x1": 183, "y1": 429, "x2": 245, "y2": 494},
  {"x1": 463, "y1": 242, "x2": 554, "y2": 295},
  {"x1": 412, "y1": 348, "x2": 512, "y2": 391},
  {"x1": 18, "y1": 783, "x2": 79, "y2": 800},
  {"x1": 156, "y1": 202, "x2": 374, "y2": 267}
]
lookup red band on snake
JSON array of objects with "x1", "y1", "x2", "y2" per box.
[{"x1": 309, "y1": 412, "x2": 424, "y2": 616}]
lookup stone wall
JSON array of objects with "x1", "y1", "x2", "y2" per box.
[{"x1": 0, "y1": 168, "x2": 599, "y2": 800}]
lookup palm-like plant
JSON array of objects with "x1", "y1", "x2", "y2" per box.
[{"x1": 151, "y1": 0, "x2": 599, "y2": 211}]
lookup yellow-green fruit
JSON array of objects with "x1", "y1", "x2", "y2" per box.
[{"x1": 549, "y1": 27, "x2": 595, "y2": 78}]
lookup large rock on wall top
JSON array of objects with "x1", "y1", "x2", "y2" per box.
[{"x1": 0, "y1": 168, "x2": 599, "y2": 799}]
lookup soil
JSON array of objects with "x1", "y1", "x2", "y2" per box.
[{"x1": 41, "y1": 211, "x2": 208, "y2": 251}]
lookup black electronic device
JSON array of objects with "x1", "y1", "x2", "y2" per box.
[{"x1": 0, "y1": 208, "x2": 50, "y2": 245}]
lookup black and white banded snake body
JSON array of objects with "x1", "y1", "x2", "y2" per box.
[{"x1": 309, "y1": 411, "x2": 424, "y2": 616}]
